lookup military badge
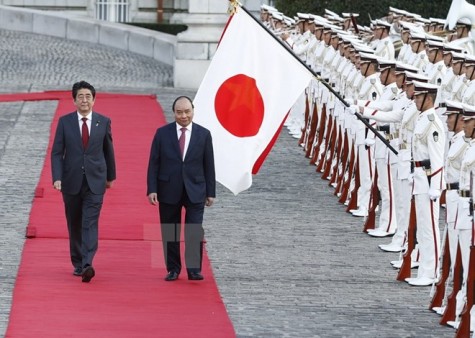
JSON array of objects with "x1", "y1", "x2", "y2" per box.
[{"x1": 433, "y1": 131, "x2": 439, "y2": 142}]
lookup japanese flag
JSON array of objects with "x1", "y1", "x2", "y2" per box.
[{"x1": 193, "y1": 6, "x2": 313, "y2": 195}]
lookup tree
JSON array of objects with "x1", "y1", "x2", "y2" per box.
[{"x1": 274, "y1": 0, "x2": 453, "y2": 26}]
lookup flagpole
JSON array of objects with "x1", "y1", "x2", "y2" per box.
[{"x1": 237, "y1": 4, "x2": 398, "y2": 155}]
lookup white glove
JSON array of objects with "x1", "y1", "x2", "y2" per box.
[
  {"x1": 428, "y1": 188, "x2": 441, "y2": 201},
  {"x1": 364, "y1": 138, "x2": 375, "y2": 146}
]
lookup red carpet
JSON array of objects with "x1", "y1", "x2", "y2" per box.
[{"x1": 3, "y1": 91, "x2": 235, "y2": 338}]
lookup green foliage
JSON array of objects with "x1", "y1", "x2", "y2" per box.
[
  {"x1": 125, "y1": 23, "x2": 188, "y2": 35},
  {"x1": 274, "y1": 0, "x2": 453, "y2": 26}
]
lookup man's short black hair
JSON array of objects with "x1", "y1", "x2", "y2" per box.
[
  {"x1": 172, "y1": 96, "x2": 194, "y2": 111},
  {"x1": 72, "y1": 81, "x2": 96, "y2": 99}
]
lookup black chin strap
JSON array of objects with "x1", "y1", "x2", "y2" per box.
[
  {"x1": 420, "y1": 93, "x2": 428, "y2": 111},
  {"x1": 384, "y1": 70, "x2": 390, "y2": 85},
  {"x1": 416, "y1": 41, "x2": 421, "y2": 52},
  {"x1": 364, "y1": 64, "x2": 370, "y2": 77},
  {"x1": 454, "y1": 114, "x2": 461, "y2": 129}
]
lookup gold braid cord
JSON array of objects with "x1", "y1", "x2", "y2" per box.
[{"x1": 228, "y1": 0, "x2": 240, "y2": 15}]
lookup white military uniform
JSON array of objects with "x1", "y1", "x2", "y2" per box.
[
  {"x1": 427, "y1": 60, "x2": 447, "y2": 87},
  {"x1": 361, "y1": 92, "x2": 415, "y2": 247},
  {"x1": 408, "y1": 107, "x2": 446, "y2": 284},
  {"x1": 358, "y1": 82, "x2": 399, "y2": 236},
  {"x1": 397, "y1": 42, "x2": 411, "y2": 63},
  {"x1": 374, "y1": 36, "x2": 395, "y2": 61},
  {"x1": 394, "y1": 100, "x2": 419, "y2": 250},
  {"x1": 440, "y1": 68, "x2": 457, "y2": 103},
  {"x1": 446, "y1": 130, "x2": 469, "y2": 278},
  {"x1": 286, "y1": 29, "x2": 309, "y2": 139},
  {"x1": 292, "y1": 30, "x2": 312, "y2": 63},
  {"x1": 453, "y1": 138, "x2": 475, "y2": 323},
  {"x1": 462, "y1": 80, "x2": 475, "y2": 106},
  {"x1": 412, "y1": 50, "x2": 430, "y2": 73},
  {"x1": 453, "y1": 74, "x2": 470, "y2": 102},
  {"x1": 351, "y1": 73, "x2": 383, "y2": 216}
]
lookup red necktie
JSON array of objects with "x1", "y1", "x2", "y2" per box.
[
  {"x1": 179, "y1": 127, "x2": 186, "y2": 158},
  {"x1": 82, "y1": 117, "x2": 89, "y2": 148}
]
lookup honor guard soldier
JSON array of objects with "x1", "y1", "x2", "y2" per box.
[
  {"x1": 425, "y1": 39, "x2": 447, "y2": 87},
  {"x1": 259, "y1": 5, "x2": 277, "y2": 29},
  {"x1": 397, "y1": 21, "x2": 415, "y2": 63},
  {"x1": 349, "y1": 52, "x2": 383, "y2": 217},
  {"x1": 298, "y1": 18, "x2": 329, "y2": 154},
  {"x1": 448, "y1": 52, "x2": 467, "y2": 102},
  {"x1": 450, "y1": 18, "x2": 475, "y2": 55},
  {"x1": 406, "y1": 81, "x2": 446, "y2": 286},
  {"x1": 461, "y1": 55, "x2": 475, "y2": 106},
  {"x1": 446, "y1": 104, "x2": 475, "y2": 329},
  {"x1": 269, "y1": 11, "x2": 285, "y2": 33},
  {"x1": 358, "y1": 58, "x2": 399, "y2": 238},
  {"x1": 390, "y1": 71, "x2": 431, "y2": 269},
  {"x1": 408, "y1": 31, "x2": 429, "y2": 72},
  {"x1": 286, "y1": 14, "x2": 318, "y2": 143},
  {"x1": 356, "y1": 63, "x2": 420, "y2": 250},
  {"x1": 342, "y1": 43, "x2": 364, "y2": 100},
  {"x1": 438, "y1": 45, "x2": 464, "y2": 103},
  {"x1": 291, "y1": 13, "x2": 314, "y2": 61},
  {"x1": 432, "y1": 99, "x2": 468, "y2": 314},
  {"x1": 372, "y1": 20, "x2": 396, "y2": 60},
  {"x1": 338, "y1": 37, "x2": 359, "y2": 98}
]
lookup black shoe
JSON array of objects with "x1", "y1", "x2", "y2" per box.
[
  {"x1": 81, "y1": 266, "x2": 95, "y2": 283},
  {"x1": 73, "y1": 267, "x2": 82, "y2": 276},
  {"x1": 188, "y1": 272, "x2": 204, "y2": 281},
  {"x1": 165, "y1": 271, "x2": 179, "y2": 281}
]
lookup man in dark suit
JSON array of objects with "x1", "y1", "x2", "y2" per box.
[
  {"x1": 147, "y1": 95, "x2": 215, "y2": 281},
  {"x1": 51, "y1": 81, "x2": 116, "y2": 283}
]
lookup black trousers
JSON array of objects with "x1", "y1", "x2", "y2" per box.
[
  {"x1": 62, "y1": 176, "x2": 104, "y2": 269},
  {"x1": 159, "y1": 188, "x2": 205, "y2": 274}
]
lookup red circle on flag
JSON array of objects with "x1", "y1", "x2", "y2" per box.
[{"x1": 214, "y1": 74, "x2": 264, "y2": 137}]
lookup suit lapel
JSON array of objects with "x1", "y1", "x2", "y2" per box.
[
  {"x1": 68, "y1": 112, "x2": 82, "y2": 148},
  {"x1": 88, "y1": 112, "x2": 101, "y2": 147},
  {"x1": 185, "y1": 124, "x2": 199, "y2": 160}
]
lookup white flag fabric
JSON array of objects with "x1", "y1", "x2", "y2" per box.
[{"x1": 193, "y1": 6, "x2": 313, "y2": 195}]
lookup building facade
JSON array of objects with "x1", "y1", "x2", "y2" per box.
[
  {"x1": 0, "y1": 0, "x2": 269, "y2": 89},
  {"x1": 0, "y1": 0, "x2": 265, "y2": 23}
]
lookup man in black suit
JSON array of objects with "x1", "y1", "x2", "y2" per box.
[
  {"x1": 147, "y1": 96, "x2": 215, "y2": 281},
  {"x1": 51, "y1": 81, "x2": 116, "y2": 283}
]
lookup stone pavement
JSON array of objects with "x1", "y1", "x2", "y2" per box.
[{"x1": 0, "y1": 28, "x2": 457, "y2": 337}]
